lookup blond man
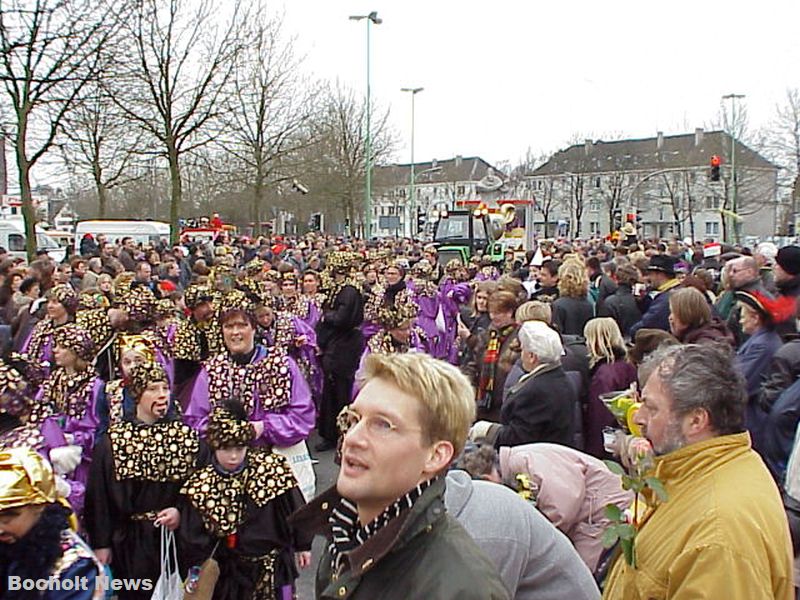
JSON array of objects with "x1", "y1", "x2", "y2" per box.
[{"x1": 291, "y1": 352, "x2": 509, "y2": 599}]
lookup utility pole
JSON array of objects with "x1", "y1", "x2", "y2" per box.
[
  {"x1": 401, "y1": 87, "x2": 423, "y2": 238},
  {"x1": 349, "y1": 12, "x2": 382, "y2": 239},
  {"x1": 723, "y1": 93, "x2": 745, "y2": 244}
]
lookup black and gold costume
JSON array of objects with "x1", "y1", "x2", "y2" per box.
[
  {"x1": 85, "y1": 418, "x2": 207, "y2": 600},
  {"x1": 178, "y1": 448, "x2": 310, "y2": 600}
]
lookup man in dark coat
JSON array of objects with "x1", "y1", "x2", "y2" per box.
[
  {"x1": 290, "y1": 352, "x2": 509, "y2": 600},
  {"x1": 629, "y1": 255, "x2": 681, "y2": 337},
  {"x1": 598, "y1": 263, "x2": 642, "y2": 339},
  {"x1": 315, "y1": 252, "x2": 365, "y2": 452},
  {"x1": 470, "y1": 321, "x2": 575, "y2": 448},
  {"x1": 773, "y1": 245, "x2": 800, "y2": 340}
]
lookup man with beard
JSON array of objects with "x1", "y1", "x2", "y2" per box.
[
  {"x1": 603, "y1": 344, "x2": 793, "y2": 600},
  {"x1": 0, "y1": 448, "x2": 102, "y2": 599}
]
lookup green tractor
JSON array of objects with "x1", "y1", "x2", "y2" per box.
[{"x1": 432, "y1": 208, "x2": 505, "y2": 266}]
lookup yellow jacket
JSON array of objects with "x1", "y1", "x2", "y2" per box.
[{"x1": 604, "y1": 433, "x2": 793, "y2": 600}]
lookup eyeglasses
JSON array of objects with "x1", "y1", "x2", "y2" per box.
[{"x1": 337, "y1": 406, "x2": 422, "y2": 438}]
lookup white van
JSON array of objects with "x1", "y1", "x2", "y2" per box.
[
  {"x1": 0, "y1": 218, "x2": 66, "y2": 263},
  {"x1": 74, "y1": 220, "x2": 171, "y2": 251}
]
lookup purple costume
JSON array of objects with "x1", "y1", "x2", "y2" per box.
[
  {"x1": 184, "y1": 344, "x2": 315, "y2": 448},
  {"x1": 436, "y1": 279, "x2": 472, "y2": 364},
  {"x1": 31, "y1": 371, "x2": 103, "y2": 515},
  {"x1": 407, "y1": 279, "x2": 440, "y2": 356}
]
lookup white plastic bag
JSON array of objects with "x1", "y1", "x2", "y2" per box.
[
  {"x1": 274, "y1": 440, "x2": 316, "y2": 502},
  {"x1": 151, "y1": 526, "x2": 183, "y2": 600}
]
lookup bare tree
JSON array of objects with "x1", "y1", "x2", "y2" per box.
[
  {"x1": 112, "y1": 0, "x2": 248, "y2": 243},
  {"x1": 765, "y1": 89, "x2": 800, "y2": 229},
  {"x1": 0, "y1": 0, "x2": 120, "y2": 260},
  {"x1": 219, "y1": 7, "x2": 318, "y2": 233},
  {"x1": 60, "y1": 83, "x2": 145, "y2": 218},
  {"x1": 306, "y1": 82, "x2": 397, "y2": 235}
]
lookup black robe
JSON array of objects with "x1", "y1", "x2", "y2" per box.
[
  {"x1": 315, "y1": 285, "x2": 364, "y2": 443},
  {"x1": 178, "y1": 451, "x2": 313, "y2": 600},
  {"x1": 84, "y1": 418, "x2": 209, "y2": 600}
]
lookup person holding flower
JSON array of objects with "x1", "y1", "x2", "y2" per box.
[{"x1": 603, "y1": 343, "x2": 793, "y2": 600}]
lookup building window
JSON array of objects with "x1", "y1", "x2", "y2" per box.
[
  {"x1": 705, "y1": 221, "x2": 720, "y2": 236},
  {"x1": 590, "y1": 222, "x2": 600, "y2": 235},
  {"x1": 457, "y1": 185, "x2": 465, "y2": 196},
  {"x1": 594, "y1": 177, "x2": 601, "y2": 188},
  {"x1": 589, "y1": 200, "x2": 600, "y2": 212},
  {"x1": 704, "y1": 196, "x2": 720, "y2": 210},
  {"x1": 398, "y1": 188, "x2": 406, "y2": 198},
  {"x1": 388, "y1": 206, "x2": 395, "y2": 216}
]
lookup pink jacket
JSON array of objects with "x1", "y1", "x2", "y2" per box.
[{"x1": 499, "y1": 443, "x2": 633, "y2": 572}]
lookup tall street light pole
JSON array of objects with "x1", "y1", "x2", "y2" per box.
[
  {"x1": 723, "y1": 93, "x2": 745, "y2": 244},
  {"x1": 350, "y1": 11, "x2": 381, "y2": 239},
  {"x1": 401, "y1": 87, "x2": 423, "y2": 238}
]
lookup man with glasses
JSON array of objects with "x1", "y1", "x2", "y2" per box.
[{"x1": 290, "y1": 352, "x2": 509, "y2": 599}]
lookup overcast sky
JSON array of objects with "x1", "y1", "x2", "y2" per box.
[{"x1": 280, "y1": 0, "x2": 800, "y2": 169}]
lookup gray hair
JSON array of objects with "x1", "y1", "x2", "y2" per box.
[
  {"x1": 518, "y1": 321, "x2": 563, "y2": 365},
  {"x1": 640, "y1": 343, "x2": 746, "y2": 435}
]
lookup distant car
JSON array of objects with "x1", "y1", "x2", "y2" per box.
[
  {"x1": 47, "y1": 230, "x2": 76, "y2": 249},
  {"x1": 0, "y1": 218, "x2": 66, "y2": 262},
  {"x1": 74, "y1": 220, "x2": 171, "y2": 251}
]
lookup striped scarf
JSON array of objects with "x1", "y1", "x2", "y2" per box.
[{"x1": 328, "y1": 477, "x2": 437, "y2": 575}]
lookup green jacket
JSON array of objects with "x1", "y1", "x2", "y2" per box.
[{"x1": 290, "y1": 477, "x2": 510, "y2": 600}]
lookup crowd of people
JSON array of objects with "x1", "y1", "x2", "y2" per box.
[{"x1": 0, "y1": 227, "x2": 798, "y2": 599}]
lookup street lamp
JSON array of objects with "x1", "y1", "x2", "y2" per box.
[
  {"x1": 722, "y1": 93, "x2": 745, "y2": 244},
  {"x1": 350, "y1": 11, "x2": 382, "y2": 239},
  {"x1": 401, "y1": 86, "x2": 423, "y2": 237}
]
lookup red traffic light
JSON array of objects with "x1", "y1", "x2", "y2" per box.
[{"x1": 710, "y1": 155, "x2": 722, "y2": 167}]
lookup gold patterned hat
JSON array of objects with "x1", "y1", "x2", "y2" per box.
[
  {"x1": 445, "y1": 258, "x2": 463, "y2": 277},
  {"x1": 378, "y1": 301, "x2": 419, "y2": 330},
  {"x1": 119, "y1": 334, "x2": 156, "y2": 364},
  {"x1": 128, "y1": 362, "x2": 168, "y2": 401},
  {"x1": 78, "y1": 290, "x2": 110, "y2": 311},
  {"x1": 245, "y1": 258, "x2": 266, "y2": 277},
  {"x1": 326, "y1": 251, "x2": 363, "y2": 274},
  {"x1": 206, "y1": 404, "x2": 255, "y2": 449},
  {"x1": 154, "y1": 298, "x2": 179, "y2": 320},
  {"x1": 0, "y1": 447, "x2": 57, "y2": 512},
  {"x1": 184, "y1": 284, "x2": 214, "y2": 310},
  {"x1": 411, "y1": 259, "x2": 433, "y2": 278},
  {"x1": 47, "y1": 284, "x2": 79, "y2": 314},
  {"x1": 0, "y1": 361, "x2": 31, "y2": 417},
  {"x1": 53, "y1": 324, "x2": 96, "y2": 362}
]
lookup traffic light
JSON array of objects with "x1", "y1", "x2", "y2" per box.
[
  {"x1": 308, "y1": 212, "x2": 322, "y2": 231},
  {"x1": 612, "y1": 209, "x2": 622, "y2": 231},
  {"x1": 710, "y1": 155, "x2": 722, "y2": 182},
  {"x1": 416, "y1": 207, "x2": 426, "y2": 235}
]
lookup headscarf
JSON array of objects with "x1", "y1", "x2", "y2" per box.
[
  {"x1": 53, "y1": 324, "x2": 96, "y2": 363},
  {"x1": 47, "y1": 284, "x2": 78, "y2": 314},
  {"x1": 0, "y1": 448, "x2": 57, "y2": 512},
  {"x1": 119, "y1": 334, "x2": 156, "y2": 364},
  {"x1": 127, "y1": 362, "x2": 168, "y2": 401},
  {"x1": 206, "y1": 404, "x2": 255, "y2": 450}
]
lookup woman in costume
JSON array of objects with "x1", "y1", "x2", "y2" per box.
[
  {"x1": 179, "y1": 401, "x2": 312, "y2": 600},
  {"x1": 184, "y1": 297, "x2": 315, "y2": 451},
  {"x1": 85, "y1": 362, "x2": 206, "y2": 600},
  {"x1": 436, "y1": 259, "x2": 472, "y2": 364},
  {"x1": 20, "y1": 284, "x2": 78, "y2": 388},
  {"x1": 278, "y1": 272, "x2": 320, "y2": 331},
  {"x1": 31, "y1": 324, "x2": 102, "y2": 515},
  {"x1": 406, "y1": 259, "x2": 440, "y2": 357}
]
